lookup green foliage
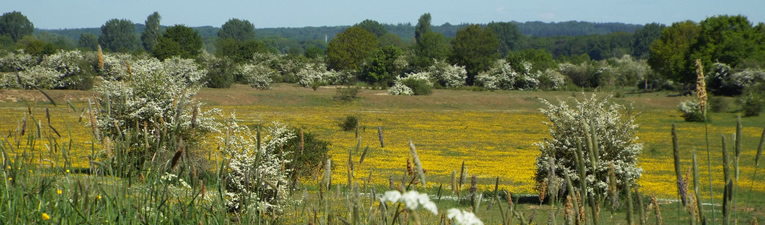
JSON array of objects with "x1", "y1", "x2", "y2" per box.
[
  {"x1": 360, "y1": 45, "x2": 403, "y2": 85},
  {"x1": 487, "y1": 22, "x2": 525, "y2": 57},
  {"x1": 98, "y1": 19, "x2": 139, "y2": 52},
  {"x1": 77, "y1": 33, "x2": 98, "y2": 51},
  {"x1": 304, "y1": 45, "x2": 324, "y2": 58},
  {"x1": 449, "y1": 24, "x2": 499, "y2": 85},
  {"x1": 200, "y1": 55, "x2": 235, "y2": 88},
  {"x1": 378, "y1": 33, "x2": 406, "y2": 48},
  {"x1": 355, "y1": 19, "x2": 387, "y2": 37},
  {"x1": 284, "y1": 130, "x2": 332, "y2": 178},
  {"x1": 215, "y1": 38, "x2": 269, "y2": 63},
  {"x1": 401, "y1": 78, "x2": 433, "y2": 95},
  {"x1": 140, "y1": 12, "x2": 161, "y2": 52},
  {"x1": 0, "y1": 35, "x2": 13, "y2": 51},
  {"x1": 415, "y1": 13, "x2": 432, "y2": 44},
  {"x1": 334, "y1": 85, "x2": 362, "y2": 101},
  {"x1": 678, "y1": 100, "x2": 706, "y2": 122},
  {"x1": 631, "y1": 23, "x2": 665, "y2": 59},
  {"x1": 18, "y1": 36, "x2": 56, "y2": 56},
  {"x1": 153, "y1": 25, "x2": 203, "y2": 60},
  {"x1": 339, "y1": 115, "x2": 359, "y2": 131},
  {"x1": 413, "y1": 32, "x2": 449, "y2": 70},
  {"x1": 516, "y1": 49, "x2": 557, "y2": 73},
  {"x1": 647, "y1": 20, "x2": 700, "y2": 84},
  {"x1": 326, "y1": 27, "x2": 378, "y2": 71},
  {"x1": 709, "y1": 96, "x2": 730, "y2": 113},
  {"x1": 0, "y1": 11, "x2": 34, "y2": 42},
  {"x1": 689, "y1": 15, "x2": 765, "y2": 81},
  {"x1": 218, "y1": 18, "x2": 256, "y2": 41},
  {"x1": 739, "y1": 84, "x2": 764, "y2": 117}
]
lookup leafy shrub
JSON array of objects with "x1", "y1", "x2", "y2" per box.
[
  {"x1": 0, "y1": 50, "x2": 38, "y2": 72},
  {"x1": 339, "y1": 115, "x2": 359, "y2": 131},
  {"x1": 709, "y1": 96, "x2": 730, "y2": 113},
  {"x1": 738, "y1": 90, "x2": 762, "y2": 117},
  {"x1": 537, "y1": 69, "x2": 566, "y2": 90},
  {"x1": 427, "y1": 59, "x2": 466, "y2": 88},
  {"x1": 235, "y1": 63, "x2": 274, "y2": 90},
  {"x1": 475, "y1": 59, "x2": 540, "y2": 90},
  {"x1": 199, "y1": 54, "x2": 235, "y2": 88},
  {"x1": 388, "y1": 72, "x2": 433, "y2": 95},
  {"x1": 387, "y1": 82, "x2": 414, "y2": 95},
  {"x1": 401, "y1": 78, "x2": 433, "y2": 95},
  {"x1": 535, "y1": 94, "x2": 643, "y2": 196},
  {"x1": 678, "y1": 99, "x2": 706, "y2": 122},
  {"x1": 296, "y1": 62, "x2": 338, "y2": 88},
  {"x1": 283, "y1": 130, "x2": 331, "y2": 178},
  {"x1": 0, "y1": 65, "x2": 62, "y2": 89},
  {"x1": 335, "y1": 86, "x2": 362, "y2": 101}
]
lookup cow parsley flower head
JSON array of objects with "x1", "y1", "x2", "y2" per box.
[
  {"x1": 447, "y1": 208, "x2": 484, "y2": 225},
  {"x1": 380, "y1": 190, "x2": 438, "y2": 215}
]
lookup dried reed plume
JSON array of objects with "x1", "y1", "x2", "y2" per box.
[
  {"x1": 695, "y1": 59, "x2": 707, "y2": 116},
  {"x1": 171, "y1": 138, "x2": 185, "y2": 169},
  {"x1": 539, "y1": 181, "x2": 547, "y2": 204},
  {"x1": 97, "y1": 44, "x2": 104, "y2": 71},
  {"x1": 125, "y1": 60, "x2": 133, "y2": 80},
  {"x1": 650, "y1": 194, "x2": 662, "y2": 225},
  {"x1": 564, "y1": 195, "x2": 574, "y2": 225}
]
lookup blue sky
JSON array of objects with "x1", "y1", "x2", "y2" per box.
[{"x1": 7, "y1": 0, "x2": 765, "y2": 29}]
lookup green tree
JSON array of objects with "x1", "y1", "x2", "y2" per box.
[
  {"x1": 647, "y1": 20, "x2": 699, "y2": 84},
  {"x1": 631, "y1": 23, "x2": 665, "y2": 59},
  {"x1": 141, "y1": 12, "x2": 161, "y2": 52},
  {"x1": 413, "y1": 32, "x2": 449, "y2": 69},
  {"x1": 355, "y1": 19, "x2": 387, "y2": 37},
  {"x1": 415, "y1": 13, "x2": 432, "y2": 44},
  {"x1": 153, "y1": 25, "x2": 203, "y2": 60},
  {"x1": 215, "y1": 38, "x2": 269, "y2": 63},
  {"x1": 98, "y1": 19, "x2": 139, "y2": 52},
  {"x1": 449, "y1": 24, "x2": 499, "y2": 85},
  {"x1": 507, "y1": 49, "x2": 557, "y2": 73},
  {"x1": 304, "y1": 46, "x2": 324, "y2": 58},
  {"x1": 0, "y1": 35, "x2": 13, "y2": 51},
  {"x1": 688, "y1": 15, "x2": 765, "y2": 79},
  {"x1": 361, "y1": 45, "x2": 403, "y2": 85},
  {"x1": 378, "y1": 33, "x2": 406, "y2": 48},
  {"x1": 17, "y1": 35, "x2": 55, "y2": 56},
  {"x1": 78, "y1": 33, "x2": 98, "y2": 51},
  {"x1": 326, "y1": 27, "x2": 378, "y2": 71},
  {"x1": 487, "y1": 21, "x2": 525, "y2": 57},
  {"x1": 218, "y1": 18, "x2": 256, "y2": 41},
  {"x1": 0, "y1": 11, "x2": 34, "y2": 42}
]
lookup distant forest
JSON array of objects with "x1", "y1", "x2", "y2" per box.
[{"x1": 33, "y1": 21, "x2": 642, "y2": 60}]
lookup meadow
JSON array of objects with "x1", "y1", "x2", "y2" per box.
[{"x1": 1, "y1": 84, "x2": 764, "y2": 224}]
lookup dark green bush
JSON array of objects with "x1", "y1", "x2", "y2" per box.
[
  {"x1": 203, "y1": 58, "x2": 235, "y2": 88},
  {"x1": 283, "y1": 130, "x2": 331, "y2": 178},
  {"x1": 335, "y1": 86, "x2": 361, "y2": 101},
  {"x1": 709, "y1": 96, "x2": 730, "y2": 113},
  {"x1": 401, "y1": 79, "x2": 433, "y2": 95},
  {"x1": 339, "y1": 115, "x2": 359, "y2": 131}
]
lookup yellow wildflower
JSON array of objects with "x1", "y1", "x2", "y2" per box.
[
  {"x1": 97, "y1": 195, "x2": 102, "y2": 200},
  {"x1": 42, "y1": 213, "x2": 50, "y2": 220},
  {"x1": 7, "y1": 178, "x2": 11, "y2": 181},
  {"x1": 57, "y1": 189, "x2": 62, "y2": 195},
  {"x1": 66, "y1": 169, "x2": 70, "y2": 173}
]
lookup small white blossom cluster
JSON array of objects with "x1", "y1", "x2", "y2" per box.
[
  {"x1": 0, "y1": 65, "x2": 63, "y2": 89},
  {"x1": 535, "y1": 94, "x2": 643, "y2": 196},
  {"x1": 610, "y1": 55, "x2": 649, "y2": 87},
  {"x1": 380, "y1": 190, "x2": 438, "y2": 215},
  {"x1": 295, "y1": 62, "x2": 339, "y2": 87},
  {"x1": 219, "y1": 114, "x2": 295, "y2": 212},
  {"x1": 0, "y1": 50, "x2": 38, "y2": 71},
  {"x1": 476, "y1": 59, "x2": 540, "y2": 90},
  {"x1": 101, "y1": 53, "x2": 137, "y2": 79},
  {"x1": 40, "y1": 50, "x2": 84, "y2": 77},
  {"x1": 387, "y1": 72, "x2": 432, "y2": 95},
  {"x1": 447, "y1": 209, "x2": 484, "y2": 225},
  {"x1": 160, "y1": 172, "x2": 192, "y2": 189},
  {"x1": 538, "y1": 69, "x2": 566, "y2": 90},
  {"x1": 235, "y1": 63, "x2": 275, "y2": 90},
  {"x1": 427, "y1": 59, "x2": 467, "y2": 88},
  {"x1": 731, "y1": 68, "x2": 765, "y2": 87}
]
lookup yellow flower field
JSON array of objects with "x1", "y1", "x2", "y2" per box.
[{"x1": 2, "y1": 89, "x2": 764, "y2": 200}]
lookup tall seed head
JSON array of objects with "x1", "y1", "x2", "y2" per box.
[
  {"x1": 695, "y1": 59, "x2": 707, "y2": 116},
  {"x1": 97, "y1": 44, "x2": 104, "y2": 71}
]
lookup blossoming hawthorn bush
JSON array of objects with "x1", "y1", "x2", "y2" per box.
[
  {"x1": 295, "y1": 62, "x2": 339, "y2": 88},
  {"x1": 0, "y1": 65, "x2": 62, "y2": 89},
  {"x1": 219, "y1": 114, "x2": 295, "y2": 212},
  {"x1": 427, "y1": 59, "x2": 467, "y2": 88},
  {"x1": 235, "y1": 63, "x2": 275, "y2": 90},
  {"x1": 476, "y1": 59, "x2": 541, "y2": 90},
  {"x1": 0, "y1": 50, "x2": 38, "y2": 71},
  {"x1": 535, "y1": 94, "x2": 643, "y2": 196},
  {"x1": 388, "y1": 72, "x2": 432, "y2": 95}
]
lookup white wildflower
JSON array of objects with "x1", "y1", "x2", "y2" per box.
[{"x1": 447, "y1": 208, "x2": 484, "y2": 225}]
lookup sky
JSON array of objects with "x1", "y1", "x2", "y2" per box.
[{"x1": 6, "y1": 0, "x2": 765, "y2": 30}]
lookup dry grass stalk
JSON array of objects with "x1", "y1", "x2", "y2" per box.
[
  {"x1": 564, "y1": 195, "x2": 574, "y2": 225},
  {"x1": 651, "y1": 194, "x2": 662, "y2": 225},
  {"x1": 171, "y1": 138, "x2": 185, "y2": 169},
  {"x1": 539, "y1": 181, "x2": 547, "y2": 204},
  {"x1": 125, "y1": 60, "x2": 133, "y2": 80},
  {"x1": 695, "y1": 59, "x2": 707, "y2": 115},
  {"x1": 97, "y1": 45, "x2": 104, "y2": 71}
]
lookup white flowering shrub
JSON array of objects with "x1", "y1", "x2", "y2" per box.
[
  {"x1": 40, "y1": 50, "x2": 83, "y2": 77},
  {"x1": 235, "y1": 63, "x2": 274, "y2": 90},
  {"x1": 559, "y1": 62, "x2": 600, "y2": 88},
  {"x1": 387, "y1": 82, "x2": 414, "y2": 95},
  {"x1": 380, "y1": 190, "x2": 438, "y2": 215},
  {"x1": 427, "y1": 59, "x2": 466, "y2": 88},
  {"x1": 475, "y1": 59, "x2": 519, "y2": 90},
  {"x1": 296, "y1": 62, "x2": 338, "y2": 87},
  {"x1": 0, "y1": 65, "x2": 63, "y2": 89},
  {"x1": 219, "y1": 115, "x2": 295, "y2": 212},
  {"x1": 678, "y1": 99, "x2": 705, "y2": 122},
  {"x1": 709, "y1": 62, "x2": 765, "y2": 96},
  {"x1": 95, "y1": 57, "x2": 220, "y2": 173},
  {"x1": 610, "y1": 55, "x2": 649, "y2": 87},
  {"x1": 100, "y1": 53, "x2": 137, "y2": 79},
  {"x1": 537, "y1": 69, "x2": 566, "y2": 90},
  {"x1": 447, "y1": 209, "x2": 484, "y2": 225},
  {"x1": 535, "y1": 94, "x2": 643, "y2": 196},
  {"x1": 0, "y1": 50, "x2": 38, "y2": 71}
]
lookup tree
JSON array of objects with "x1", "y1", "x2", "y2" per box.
[
  {"x1": 361, "y1": 45, "x2": 403, "y2": 85},
  {"x1": 355, "y1": 19, "x2": 387, "y2": 37},
  {"x1": 218, "y1": 18, "x2": 256, "y2": 41},
  {"x1": 98, "y1": 19, "x2": 139, "y2": 52},
  {"x1": 141, "y1": 12, "x2": 161, "y2": 52},
  {"x1": 631, "y1": 23, "x2": 665, "y2": 59},
  {"x1": 78, "y1": 33, "x2": 98, "y2": 51},
  {"x1": 379, "y1": 33, "x2": 406, "y2": 48},
  {"x1": 647, "y1": 20, "x2": 699, "y2": 84},
  {"x1": 0, "y1": 11, "x2": 34, "y2": 42},
  {"x1": 688, "y1": 15, "x2": 765, "y2": 79},
  {"x1": 153, "y1": 25, "x2": 203, "y2": 60},
  {"x1": 415, "y1": 13, "x2": 432, "y2": 44},
  {"x1": 326, "y1": 27, "x2": 378, "y2": 71},
  {"x1": 449, "y1": 24, "x2": 499, "y2": 85},
  {"x1": 215, "y1": 38, "x2": 269, "y2": 63},
  {"x1": 413, "y1": 32, "x2": 449, "y2": 69},
  {"x1": 487, "y1": 21, "x2": 525, "y2": 57}
]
